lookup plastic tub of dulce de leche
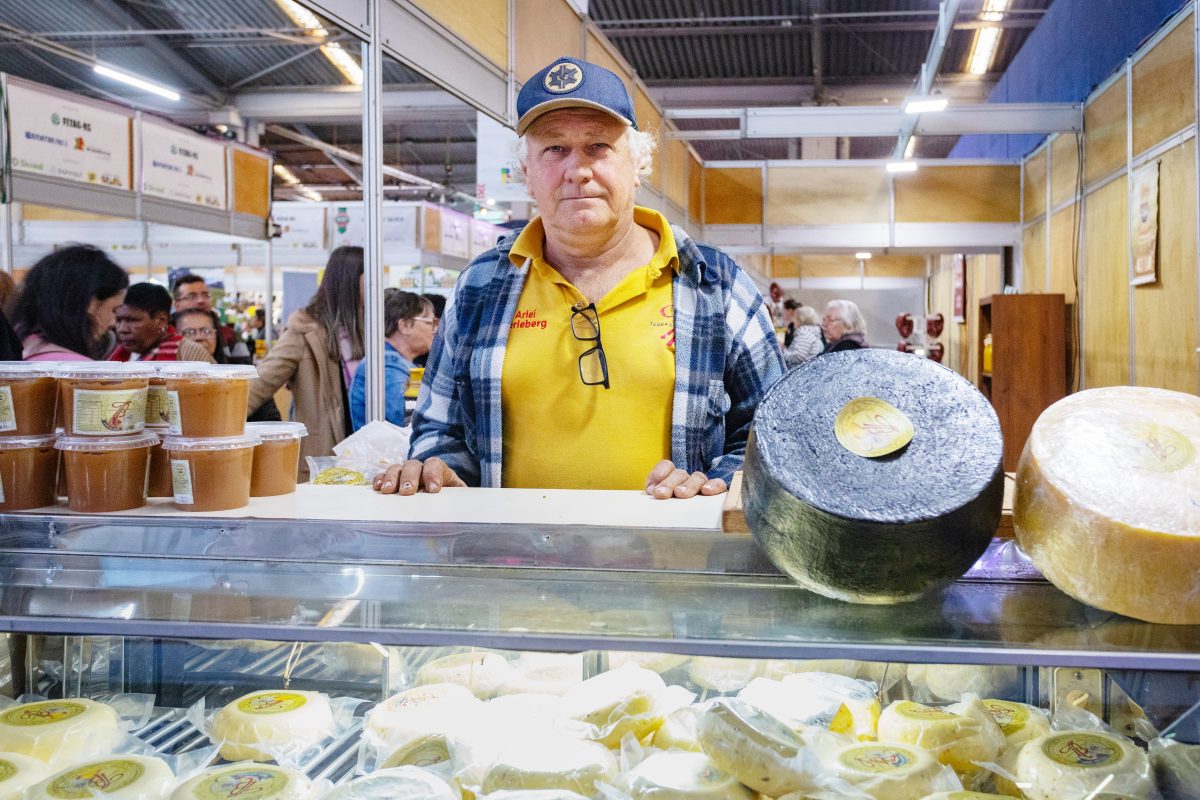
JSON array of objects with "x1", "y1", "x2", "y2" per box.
[
  {"x1": 55, "y1": 363, "x2": 153, "y2": 437},
  {"x1": 0, "y1": 362, "x2": 59, "y2": 437},
  {"x1": 246, "y1": 422, "x2": 308, "y2": 497},
  {"x1": 159, "y1": 364, "x2": 257, "y2": 438},
  {"x1": 0, "y1": 434, "x2": 58, "y2": 510},
  {"x1": 164, "y1": 433, "x2": 261, "y2": 512},
  {"x1": 55, "y1": 431, "x2": 160, "y2": 512}
]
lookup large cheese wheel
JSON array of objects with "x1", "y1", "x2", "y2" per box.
[
  {"x1": 624, "y1": 751, "x2": 754, "y2": 800},
  {"x1": 0, "y1": 751, "x2": 50, "y2": 798},
  {"x1": 27, "y1": 755, "x2": 173, "y2": 799},
  {"x1": 481, "y1": 737, "x2": 617, "y2": 796},
  {"x1": 745, "y1": 350, "x2": 1004, "y2": 604},
  {"x1": 695, "y1": 698, "x2": 810, "y2": 796},
  {"x1": 1014, "y1": 386, "x2": 1200, "y2": 624},
  {"x1": 170, "y1": 763, "x2": 310, "y2": 800},
  {"x1": 323, "y1": 766, "x2": 458, "y2": 800},
  {"x1": 211, "y1": 689, "x2": 334, "y2": 762},
  {"x1": 824, "y1": 742, "x2": 943, "y2": 800},
  {"x1": 1014, "y1": 730, "x2": 1154, "y2": 800},
  {"x1": 0, "y1": 698, "x2": 123, "y2": 763}
]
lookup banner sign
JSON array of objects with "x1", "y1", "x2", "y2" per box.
[{"x1": 141, "y1": 118, "x2": 228, "y2": 209}]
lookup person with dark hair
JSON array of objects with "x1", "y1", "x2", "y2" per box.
[
  {"x1": 108, "y1": 283, "x2": 213, "y2": 362},
  {"x1": 174, "y1": 308, "x2": 281, "y2": 422},
  {"x1": 171, "y1": 272, "x2": 251, "y2": 363},
  {"x1": 413, "y1": 293, "x2": 447, "y2": 369},
  {"x1": 245, "y1": 246, "x2": 364, "y2": 479},
  {"x1": 13, "y1": 244, "x2": 129, "y2": 360},
  {"x1": 349, "y1": 289, "x2": 436, "y2": 431}
]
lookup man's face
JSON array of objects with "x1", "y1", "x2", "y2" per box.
[
  {"x1": 524, "y1": 109, "x2": 639, "y2": 240},
  {"x1": 114, "y1": 305, "x2": 166, "y2": 355},
  {"x1": 175, "y1": 280, "x2": 211, "y2": 312},
  {"x1": 402, "y1": 307, "x2": 438, "y2": 357}
]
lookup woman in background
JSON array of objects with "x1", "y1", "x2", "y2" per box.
[
  {"x1": 782, "y1": 304, "x2": 823, "y2": 367},
  {"x1": 821, "y1": 299, "x2": 869, "y2": 354},
  {"x1": 13, "y1": 245, "x2": 129, "y2": 361}
]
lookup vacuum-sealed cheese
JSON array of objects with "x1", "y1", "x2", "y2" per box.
[
  {"x1": 780, "y1": 673, "x2": 880, "y2": 740},
  {"x1": 688, "y1": 658, "x2": 763, "y2": 693},
  {"x1": 171, "y1": 763, "x2": 310, "y2": 800},
  {"x1": 212, "y1": 689, "x2": 334, "y2": 762},
  {"x1": 1013, "y1": 730, "x2": 1154, "y2": 800},
  {"x1": 27, "y1": 755, "x2": 173, "y2": 800},
  {"x1": 695, "y1": 698, "x2": 811, "y2": 796},
  {"x1": 608, "y1": 652, "x2": 690, "y2": 675},
  {"x1": 561, "y1": 665, "x2": 666, "y2": 747},
  {"x1": 481, "y1": 737, "x2": 617, "y2": 796},
  {"x1": 364, "y1": 683, "x2": 480, "y2": 748},
  {"x1": 906, "y1": 664, "x2": 1020, "y2": 703},
  {"x1": 624, "y1": 751, "x2": 754, "y2": 800},
  {"x1": 653, "y1": 705, "x2": 703, "y2": 752},
  {"x1": 416, "y1": 652, "x2": 513, "y2": 700},
  {"x1": 1151, "y1": 738, "x2": 1200, "y2": 799},
  {"x1": 979, "y1": 699, "x2": 1050, "y2": 749},
  {"x1": 876, "y1": 700, "x2": 1001, "y2": 779},
  {"x1": 824, "y1": 742, "x2": 943, "y2": 800},
  {"x1": 0, "y1": 751, "x2": 50, "y2": 799},
  {"x1": 498, "y1": 655, "x2": 582, "y2": 697},
  {"x1": 1014, "y1": 386, "x2": 1200, "y2": 624},
  {"x1": 323, "y1": 766, "x2": 458, "y2": 800},
  {"x1": 0, "y1": 698, "x2": 123, "y2": 762}
]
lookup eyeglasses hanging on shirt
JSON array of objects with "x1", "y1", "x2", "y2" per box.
[{"x1": 570, "y1": 302, "x2": 610, "y2": 389}]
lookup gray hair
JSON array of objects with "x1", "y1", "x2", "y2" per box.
[
  {"x1": 825, "y1": 299, "x2": 867, "y2": 336},
  {"x1": 511, "y1": 125, "x2": 657, "y2": 183},
  {"x1": 795, "y1": 305, "x2": 821, "y2": 327}
]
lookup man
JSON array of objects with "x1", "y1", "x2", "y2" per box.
[
  {"x1": 108, "y1": 282, "x2": 213, "y2": 362},
  {"x1": 171, "y1": 273, "x2": 252, "y2": 363},
  {"x1": 375, "y1": 56, "x2": 782, "y2": 498},
  {"x1": 349, "y1": 289, "x2": 437, "y2": 431}
]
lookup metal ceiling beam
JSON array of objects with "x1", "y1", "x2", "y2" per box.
[
  {"x1": 227, "y1": 86, "x2": 473, "y2": 124},
  {"x1": 600, "y1": 18, "x2": 1035, "y2": 37},
  {"x1": 894, "y1": 0, "x2": 963, "y2": 159},
  {"x1": 649, "y1": 78, "x2": 996, "y2": 109}
]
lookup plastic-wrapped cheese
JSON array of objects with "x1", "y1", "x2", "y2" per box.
[
  {"x1": 979, "y1": 699, "x2": 1050, "y2": 749},
  {"x1": 481, "y1": 737, "x2": 617, "y2": 796},
  {"x1": 170, "y1": 763, "x2": 310, "y2": 800},
  {"x1": 695, "y1": 698, "x2": 811, "y2": 796},
  {"x1": 744, "y1": 350, "x2": 1004, "y2": 604},
  {"x1": 623, "y1": 751, "x2": 754, "y2": 800},
  {"x1": 1151, "y1": 738, "x2": 1200, "y2": 799},
  {"x1": 478, "y1": 792, "x2": 589, "y2": 800},
  {"x1": 906, "y1": 664, "x2": 1020, "y2": 703},
  {"x1": 876, "y1": 700, "x2": 1001, "y2": 778},
  {"x1": 688, "y1": 658, "x2": 763, "y2": 693},
  {"x1": 1014, "y1": 730, "x2": 1154, "y2": 800},
  {"x1": 212, "y1": 689, "x2": 334, "y2": 762},
  {"x1": 323, "y1": 766, "x2": 458, "y2": 800},
  {"x1": 1014, "y1": 386, "x2": 1200, "y2": 624},
  {"x1": 498, "y1": 654, "x2": 582, "y2": 696},
  {"x1": 0, "y1": 698, "x2": 123, "y2": 762},
  {"x1": 921, "y1": 793, "x2": 1010, "y2": 799},
  {"x1": 561, "y1": 665, "x2": 666, "y2": 747},
  {"x1": 416, "y1": 652, "x2": 513, "y2": 699},
  {"x1": 823, "y1": 742, "x2": 943, "y2": 800},
  {"x1": 653, "y1": 705, "x2": 703, "y2": 752},
  {"x1": 364, "y1": 683, "x2": 481, "y2": 748},
  {"x1": 737, "y1": 674, "x2": 879, "y2": 741},
  {"x1": 609, "y1": 651, "x2": 690, "y2": 674},
  {"x1": 0, "y1": 751, "x2": 50, "y2": 798},
  {"x1": 27, "y1": 755, "x2": 173, "y2": 800}
]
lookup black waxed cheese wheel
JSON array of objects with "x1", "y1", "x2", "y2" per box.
[{"x1": 744, "y1": 349, "x2": 1004, "y2": 604}]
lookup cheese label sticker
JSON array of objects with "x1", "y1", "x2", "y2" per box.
[
  {"x1": 194, "y1": 767, "x2": 291, "y2": 799},
  {"x1": 835, "y1": 397, "x2": 914, "y2": 458},
  {"x1": 171, "y1": 459, "x2": 194, "y2": 505},
  {"x1": 71, "y1": 388, "x2": 147, "y2": 435},
  {"x1": 0, "y1": 700, "x2": 86, "y2": 726},
  {"x1": 144, "y1": 386, "x2": 171, "y2": 427},
  {"x1": 983, "y1": 699, "x2": 1030, "y2": 735},
  {"x1": 0, "y1": 759, "x2": 17, "y2": 781},
  {"x1": 237, "y1": 692, "x2": 308, "y2": 715},
  {"x1": 390, "y1": 737, "x2": 451, "y2": 768},
  {"x1": 1112, "y1": 422, "x2": 1195, "y2": 473},
  {"x1": 0, "y1": 386, "x2": 16, "y2": 432},
  {"x1": 1042, "y1": 733, "x2": 1123, "y2": 768},
  {"x1": 46, "y1": 759, "x2": 144, "y2": 798},
  {"x1": 896, "y1": 701, "x2": 955, "y2": 720},
  {"x1": 839, "y1": 744, "x2": 914, "y2": 773},
  {"x1": 165, "y1": 390, "x2": 182, "y2": 435}
]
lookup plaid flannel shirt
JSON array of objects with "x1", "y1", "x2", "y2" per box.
[{"x1": 409, "y1": 221, "x2": 784, "y2": 487}]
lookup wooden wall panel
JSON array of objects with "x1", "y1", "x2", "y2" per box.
[
  {"x1": 704, "y1": 168, "x2": 763, "y2": 225},
  {"x1": 1048, "y1": 207, "x2": 1078, "y2": 304},
  {"x1": 1022, "y1": 220, "x2": 1046, "y2": 292},
  {"x1": 783, "y1": 254, "x2": 925, "y2": 278},
  {"x1": 412, "y1": 0, "x2": 508, "y2": 69},
  {"x1": 765, "y1": 167, "x2": 889, "y2": 225},
  {"x1": 1133, "y1": 139, "x2": 1199, "y2": 391},
  {"x1": 1084, "y1": 77, "x2": 1127, "y2": 186},
  {"x1": 771, "y1": 254, "x2": 802, "y2": 279},
  {"x1": 20, "y1": 205, "x2": 117, "y2": 222},
  {"x1": 232, "y1": 150, "x2": 270, "y2": 219},
  {"x1": 894, "y1": 165, "x2": 1020, "y2": 223},
  {"x1": 1082, "y1": 177, "x2": 1130, "y2": 388},
  {"x1": 423, "y1": 206, "x2": 441, "y2": 252},
  {"x1": 634, "y1": 88, "x2": 663, "y2": 190},
  {"x1": 1050, "y1": 134, "x2": 1082, "y2": 208},
  {"x1": 1024, "y1": 150, "x2": 1048, "y2": 221},
  {"x1": 585, "y1": 32, "x2": 634, "y2": 98},
  {"x1": 1132, "y1": 14, "x2": 1195, "y2": 157},
  {"x1": 665, "y1": 140, "x2": 688, "y2": 210},
  {"x1": 688, "y1": 152, "x2": 702, "y2": 222},
  {"x1": 515, "y1": 0, "x2": 582, "y2": 83}
]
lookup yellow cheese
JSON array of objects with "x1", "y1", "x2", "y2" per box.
[
  {"x1": 779, "y1": 673, "x2": 880, "y2": 740},
  {"x1": 624, "y1": 751, "x2": 754, "y2": 800},
  {"x1": 561, "y1": 665, "x2": 666, "y2": 747},
  {"x1": 416, "y1": 652, "x2": 513, "y2": 699},
  {"x1": 481, "y1": 737, "x2": 617, "y2": 795},
  {"x1": 653, "y1": 705, "x2": 703, "y2": 752},
  {"x1": 27, "y1": 755, "x2": 173, "y2": 800},
  {"x1": 695, "y1": 698, "x2": 812, "y2": 796},
  {"x1": 0, "y1": 751, "x2": 50, "y2": 799},
  {"x1": 687, "y1": 658, "x2": 763, "y2": 693},
  {"x1": 323, "y1": 766, "x2": 458, "y2": 800},
  {"x1": 211, "y1": 690, "x2": 334, "y2": 762},
  {"x1": 824, "y1": 742, "x2": 943, "y2": 800},
  {"x1": 364, "y1": 683, "x2": 481, "y2": 749},
  {"x1": 0, "y1": 698, "x2": 122, "y2": 763},
  {"x1": 906, "y1": 664, "x2": 1020, "y2": 703},
  {"x1": 876, "y1": 700, "x2": 1002, "y2": 780},
  {"x1": 1013, "y1": 731, "x2": 1154, "y2": 800},
  {"x1": 979, "y1": 699, "x2": 1050, "y2": 749},
  {"x1": 1014, "y1": 387, "x2": 1200, "y2": 624},
  {"x1": 170, "y1": 763, "x2": 310, "y2": 800}
]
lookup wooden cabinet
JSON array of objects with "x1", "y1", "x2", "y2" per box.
[{"x1": 978, "y1": 294, "x2": 1067, "y2": 471}]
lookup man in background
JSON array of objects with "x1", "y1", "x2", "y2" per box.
[{"x1": 171, "y1": 273, "x2": 252, "y2": 363}]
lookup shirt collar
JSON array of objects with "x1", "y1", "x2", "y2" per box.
[{"x1": 508, "y1": 207, "x2": 680, "y2": 281}]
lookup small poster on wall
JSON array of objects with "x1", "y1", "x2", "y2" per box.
[
  {"x1": 952, "y1": 253, "x2": 967, "y2": 323},
  {"x1": 1131, "y1": 161, "x2": 1159, "y2": 286}
]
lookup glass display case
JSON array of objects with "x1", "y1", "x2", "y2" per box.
[{"x1": 0, "y1": 508, "x2": 1196, "y2": 793}]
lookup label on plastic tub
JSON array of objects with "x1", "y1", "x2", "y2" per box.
[
  {"x1": 145, "y1": 386, "x2": 171, "y2": 427},
  {"x1": 165, "y1": 390, "x2": 182, "y2": 435},
  {"x1": 72, "y1": 388, "x2": 147, "y2": 435},
  {"x1": 171, "y1": 459, "x2": 194, "y2": 505},
  {"x1": 46, "y1": 759, "x2": 144, "y2": 797},
  {"x1": 0, "y1": 386, "x2": 15, "y2": 432}
]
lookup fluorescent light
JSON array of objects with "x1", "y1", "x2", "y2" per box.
[
  {"x1": 93, "y1": 64, "x2": 180, "y2": 101},
  {"x1": 981, "y1": 0, "x2": 1010, "y2": 22},
  {"x1": 320, "y1": 42, "x2": 363, "y2": 85},
  {"x1": 275, "y1": 0, "x2": 327, "y2": 32},
  {"x1": 274, "y1": 0, "x2": 362, "y2": 85},
  {"x1": 902, "y1": 97, "x2": 948, "y2": 114},
  {"x1": 299, "y1": 188, "x2": 323, "y2": 202},
  {"x1": 886, "y1": 160, "x2": 919, "y2": 173},
  {"x1": 904, "y1": 136, "x2": 917, "y2": 159},
  {"x1": 968, "y1": 26, "x2": 1002, "y2": 75},
  {"x1": 855, "y1": 252, "x2": 872, "y2": 260},
  {"x1": 273, "y1": 164, "x2": 301, "y2": 185}
]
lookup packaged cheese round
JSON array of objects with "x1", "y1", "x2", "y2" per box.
[
  {"x1": 1150, "y1": 738, "x2": 1200, "y2": 799},
  {"x1": 695, "y1": 698, "x2": 811, "y2": 796},
  {"x1": 324, "y1": 766, "x2": 458, "y2": 800},
  {"x1": 498, "y1": 655, "x2": 582, "y2": 697},
  {"x1": 0, "y1": 698, "x2": 123, "y2": 762},
  {"x1": 481, "y1": 737, "x2": 617, "y2": 796},
  {"x1": 1014, "y1": 386, "x2": 1200, "y2": 624},
  {"x1": 608, "y1": 652, "x2": 690, "y2": 674},
  {"x1": 906, "y1": 664, "x2": 1020, "y2": 703},
  {"x1": 212, "y1": 689, "x2": 335, "y2": 762},
  {"x1": 416, "y1": 652, "x2": 513, "y2": 700},
  {"x1": 688, "y1": 658, "x2": 763, "y2": 693},
  {"x1": 653, "y1": 705, "x2": 703, "y2": 752},
  {"x1": 364, "y1": 683, "x2": 481, "y2": 749},
  {"x1": 876, "y1": 700, "x2": 1002, "y2": 779},
  {"x1": 623, "y1": 751, "x2": 754, "y2": 800},
  {"x1": 561, "y1": 665, "x2": 667, "y2": 748},
  {"x1": 0, "y1": 750, "x2": 51, "y2": 798},
  {"x1": 27, "y1": 755, "x2": 173, "y2": 799},
  {"x1": 780, "y1": 673, "x2": 881, "y2": 740},
  {"x1": 979, "y1": 699, "x2": 1050, "y2": 749},
  {"x1": 824, "y1": 742, "x2": 943, "y2": 800},
  {"x1": 762, "y1": 659, "x2": 890, "y2": 684},
  {"x1": 170, "y1": 763, "x2": 310, "y2": 800},
  {"x1": 483, "y1": 693, "x2": 566, "y2": 736},
  {"x1": 1013, "y1": 731, "x2": 1154, "y2": 800}
]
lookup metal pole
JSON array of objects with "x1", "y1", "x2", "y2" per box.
[
  {"x1": 361, "y1": 3, "x2": 385, "y2": 424},
  {"x1": 0, "y1": 203, "x2": 12, "y2": 274},
  {"x1": 265, "y1": 219, "x2": 275, "y2": 347}
]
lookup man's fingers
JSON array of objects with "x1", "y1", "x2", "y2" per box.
[
  {"x1": 373, "y1": 462, "x2": 405, "y2": 494},
  {"x1": 672, "y1": 471, "x2": 709, "y2": 499},
  {"x1": 397, "y1": 460, "x2": 425, "y2": 495},
  {"x1": 699, "y1": 477, "x2": 729, "y2": 496},
  {"x1": 645, "y1": 459, "x2": 676, "y2": 491},
  {"x1": 422, "y1": 457, "x2": 464, "y2": 493},
  {"x1": 651, "y1": 467, "x2": 692, "y2": 499}
]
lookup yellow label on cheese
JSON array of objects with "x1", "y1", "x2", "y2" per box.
[
  {"x1": 389, "y1": 736, "x2": 451, "y2": 768},
  {"x1": 1042, "y1": 733, "x2": 1123, "y2": 768},
  {"x1": 191, "y1": 767, "x2": 291, "y2": 799},
  {"x1": 46, "y1": 760, "x2": 144, "y2": 797},
  {"x1": 236, "y1": 692, "x2": 308, "y2": 715},
  {"x1": 0, "y1": 700, "x2": 86, "y2": 726},
  {"x1": 835, "y1": 397, "x2": 914, "y2": 458},
  {"x1": 71, "y1": 388, "x2": 147, "y2": 435},
  {"x1": 839, "y1": 744, "x2": 917, "y2": 773},
  {"x1": 895, "y1": 701, "x2": 955, "y2": 720},
  {"x1": 983, "y1": 700, "x2": 1029, "y2": 736},
  {"x1": 1111, "y1": 422, "x2": 1196, "y2": 472}
]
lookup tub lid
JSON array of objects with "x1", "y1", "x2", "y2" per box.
[
  {"x1": 245, "y1": 421, "x2": 308, "y2": 441},
  {"x1": 158, "y1": 363, "x2": 258, "y2": 380},
  {"x1": 55, "y1": 431, "x2": 161, "y2": 451},
  {"x1": 162, "y1": 433, "x2": 263, "y2": 451},
  {"x1": 0, "y1": 434, "x2": 57, "y2": 448},
  {"x1": 53, "y1": 363, "x2": 156, "y2": 380},
  {"x1": 0, "y1": 362, "x2": 56, "y2": 379}
]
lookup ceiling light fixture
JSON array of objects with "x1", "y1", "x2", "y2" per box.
[
  {"x1": 274, "y1": 0, "x2": 363, "y2": 86},
  {"x1": 320, "y1": 42, "x2": 363, "y2": 85},
  {"x1": 902, "y1": 97, "x2": 948, "y2": 114},
  {"x1": 93, "y1": 64, "x2": 180, "y2": 101},
  {"x1": 886, "y1": 160, "x2": 919, "y2": 173},
  {"x1": 980, "y1": 0, "x2": 1010, "y2": 23},
  {"x1": 855, "y1": 252, "x2": 872, "y2": 260},
  {"x1": 299, "y1": 188, "x2": 324, "y2": 202},
  {"x1": 904, "y1": 136, "x2": 917, "y2": 159},
  {"x1": 968, "y1": 25, "x2": 1003, "y2": 75},
  {"x1": 273, "y1": 164, "x2": 301, "y2": 185}
]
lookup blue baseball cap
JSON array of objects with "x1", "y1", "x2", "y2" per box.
[{"x1": 516, "y1": 56, "x2": 637, "y2": 136}]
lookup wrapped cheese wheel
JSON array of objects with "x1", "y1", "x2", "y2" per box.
[
  {"x1": 823, "y1": 742, "x2": 943, "y2": 800},
  {"x1": 365, "y1": 683, "x2": 481, "y2": 749},
  {"x1": 1014, "y1": 386, "x2": 1200, "y2": 624},
  {"x1": 323, "y1": 766, "x2": 458, "y2": 800},
  {"x1": 0, "y1": 698, "x2": 123, "y2": 762},
  {"x1": 1151, "y1": 738, "x2": 1200, "y2": 799},
  {"x1": 170, "y1": 763, "x2": 311, "y2": 800},
  {"x1": 561, "y1": 665, "x2": 667, "y2": 747},
  {"x1": 1013, "y1": 730, "x2": 1154, "y2": 800},
  {"x1": 979, "y1": 699, "x2": 1050, "y2": 749},
  {"x1": 482, "y1": 737, "x2": 617, "y2": 796},
  {"x1": 695, "y1": 698, "x2": 811, "y2": 796},
  {"x1": 623, "y1": 751, "x2": 754, "y2": 800},
  {"x1": 211, "y1": 689, "x2": 334, "y2": 762},
  {"x1": 876, "y1": 700, "x2": 1002, "y2": 780},
  {"x1": 0, "y1": 751, "x2": 50, "y2": 798},
  {"x1": 653, "y1": 705, "x2": 703, "y2": 752},
  {"x1": 745, "y1": 350, "x2": 1004, "y2": 604},
  {"x1": 27, "y1": 755, "x2": 173, "y2": 800},
  {"x1": 416, "y1": 652, "x2": 513, "y2": 699}
]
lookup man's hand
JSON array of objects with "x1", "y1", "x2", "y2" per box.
[
  {"x1": 373, "y1": 457, "x2": 467, "y2": 495},
  {"x1": 645, "y1": 459, "x2": 728, "y2": 500}
]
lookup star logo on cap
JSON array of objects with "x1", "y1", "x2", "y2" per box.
[{"x1": 544, "y1": 62, "x2": 582, "y2": 94}]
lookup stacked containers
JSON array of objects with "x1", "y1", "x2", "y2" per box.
[
  {"x1": 245, "y1": 422, "x2": 309, "y2": 496},
  {"x1": 0, "y1": 363, "x2": 60, "y2": 510},
  {"x1": 144, "y1": 363, "x2": 202, "y2": 498}
]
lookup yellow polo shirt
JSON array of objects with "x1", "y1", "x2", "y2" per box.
[{"x1": 502, "y1": 207, "x2": 677, "y2": 489}]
